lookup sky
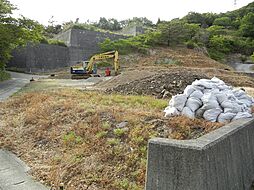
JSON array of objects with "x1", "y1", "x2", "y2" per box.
[{"x1": 10, "y1": 0, "x2": 254, "y2": 25}]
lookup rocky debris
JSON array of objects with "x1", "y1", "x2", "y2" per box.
[
  {"x1": 116, "y1": 121, "x2": 128, "y2": 128},
  {"x1": 106, "y1": 71, "x2": 208, "y2": 98}
]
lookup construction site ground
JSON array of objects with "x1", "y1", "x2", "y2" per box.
[{"x1": 1, "y1": 47, "x2": 254, "y2": 190}]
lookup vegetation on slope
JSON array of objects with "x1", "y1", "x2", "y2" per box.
[
  {"x1": 0, "y1": 89, "x2": 223, "y2": 189},
  {"x1": 100, "y1": 2, "x2": 254, "y2": 61}
]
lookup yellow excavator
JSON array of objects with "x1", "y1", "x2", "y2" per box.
[{"x1": 71, "y1": 51, "x2": 120, "y2": 79}]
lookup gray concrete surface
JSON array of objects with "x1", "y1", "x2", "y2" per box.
[
  {"x1": 0, "y1": 150, "x2": 48, "y2": 190},
  {"x1": 235, "y1": 62, "x2": 254, "y2": 73},
  {"x1": 146, "y1": 118, "x2": 254, "y2": 190},
  {"x1": 0, "y1": 71, "x2": 45, "y2": 101},
  {"x1": 8, "y1": 43, "x2": 70, "y2": 73},
  {"x1": 8, "y1": 29, "x2": 127, "y2": 72}
]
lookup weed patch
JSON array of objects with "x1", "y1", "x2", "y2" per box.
[{"x1": 0, "y1": 89, "x2": 226, "y2": 189}]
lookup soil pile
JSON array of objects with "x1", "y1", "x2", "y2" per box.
[{"x1": 106, "y1": 71, "x2": 208, "y2": 98}]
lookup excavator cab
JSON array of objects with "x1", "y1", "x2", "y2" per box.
[{"x1": 70, "y1": 61, "x2": 90, "y2": 75}]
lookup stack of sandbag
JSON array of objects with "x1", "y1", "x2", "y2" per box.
[{"x1": 164, "y1": 77, "x2": 254, "y2": 123}]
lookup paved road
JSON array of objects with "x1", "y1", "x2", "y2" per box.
[
  {"x1": 0, "y1": 72, "x2": 49, "y2": 190},
  {"x1": 233, "y1": 62, "x2": 254, "y2": 73},
  {"x1": 0, "y1": 72, "x2": 45, "y2": 101}
]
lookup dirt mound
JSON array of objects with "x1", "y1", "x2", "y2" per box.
[
  {"x1": 96, "y1": 70, "x2": 155, "y2": 90},
  {"x1": 106, "y1": 71, "x2": 208, "y2": 98}
]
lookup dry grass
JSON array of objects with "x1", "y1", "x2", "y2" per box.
[{"x1": 0, "y1": 89, "x2": 246, "y2": 189}]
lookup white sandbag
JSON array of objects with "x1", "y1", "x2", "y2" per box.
[
  {"x1": 164, "y1": 107, "x2": 180, "y2": 117},
  {"x1": 201, "y1": 92, "x2": 217, "y2": 103},
  {"x1": 221, "y1": 100, "x2": 242, "y2": 113},
  {"x1": 201, "y1": 93, "x2": 220, "y2": 110},
  {"x1": 232, "y1": 89, "x2": 245, "y2": 98},
  {"x1": 192, "y1": 79, "x2": 215, "y2": 89},
  {"x1": 203, "y1": 88, "x2": 220, "y2": 95},
  {"x1": 216, "y1": 93, "x2": 228, "y2": 104},
  {"x1": 217, "y1": 112, "x2": 236, "y2": 123},
  {"x1": 185, "y1": 97, "x2": 203, "y2": 112},
  {"x1": 184, "y1": 85, "x2": 196, "y2": 97},
  {"x1": 169, "y1": 94, "x2": 187, "y2": 112},
  {"x1": 203, "y1": 108, "x2": 222, "y2": 122},
  {"x1": 189, "y1": 90, "x2": 204, "y2": 100},
  {"x1": 217, "y1": 84, "x2": 231, "y2": 91},
  {"x1": 211, "y1": 77, "x2": 225, "y2": 84},
  {"x1": 232, "y1": 112, "x2": 253, "y2": 121},
  {"x1": 182, "y1": 107, "x2": 195, "y2": 119},
  {"x1": 195, "y1": 107, "x2": 206, "y2": 118},
  {"x1": 238, "y1": 98, "x2": 253, "y2": 107}
]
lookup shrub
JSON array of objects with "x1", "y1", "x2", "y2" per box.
[
  {"x1": 113, "y1": 128, "x2": 126, "y2": 137},
  {"x1": 48, "y1": 39, "x2": 67, "y2": 47},
  {"x1": 63, "y1": 131, "x2": 82, "y2": 146},
  {"x1": 251, "y1": 52, "x2": 254, "y2": 62},
  {"x1": 185, "y1": 40, "x2": 197, "y2": 49},
  {"x1": 100, "y1": 31, "x2": 161, "y2": 55},
  {"x1": 0, "y1": 70, "x2": 11, "y2": 81},
  {"x1": 40, "y1": 38, "x2": 67, "y2": 47},
  {"x1": 107, "y1": 138, "x2": 120, "y2": 146}
]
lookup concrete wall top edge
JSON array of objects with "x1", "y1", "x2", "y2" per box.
[
  {"x1": 149, "y1": 118, "x2": 254, "y2": 150},
  {"x1": 69, "y1": 28, "x2": 127, "y2": 37}
]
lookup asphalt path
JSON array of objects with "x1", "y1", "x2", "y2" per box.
[
  {"x1": 233, "y1": 62, "x2": 254, "y2": 73},
  {"x1": 0, "y1": 72, "x2": 45, "y2": 101}
]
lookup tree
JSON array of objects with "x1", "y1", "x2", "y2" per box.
[
  {"x1": 213, "y1": 17, "x2": 232, "y2": 28},
  {"x1": 158, "y1": 19, "x2": 200, "y2": 46},
  {"x1": 239, "y1": 12, "x2": 254, "y2": 38},
  {"x1": 44, "y1": 16, "x2": 62, "y2": 38},
  {"x1": 183, "y1": 12, "x2": 216, "y2": 28},
  {"x1": 0, "y1": 0, "x2": 44, "y2": 69}
]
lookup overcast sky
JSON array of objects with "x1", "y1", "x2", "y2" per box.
[{"x1": 10, "y1": 0, "x2": 254, "y2": 25}]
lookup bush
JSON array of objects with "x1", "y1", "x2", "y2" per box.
[
  {"x1": 40, "y1": 38, "x2": 67, "y2": 47},
  {"x1": 185, "y1": 40, "x2": 197, "y2": 49},
  {"x1": 251, "y1": 52, "x2": 254, "y2": 62},
  {"x1": 100, "y1": 31, "x2": 162, "y2": 54},
  {"x1": 0, "y1": 70, "x2": 11, "y2": 81},
  {"x1": 100, "y1": 38, "x2": 148, "y2": 55},
  {"x1": 208, "y1": 48, "x2": 225, "y2": 61},
  {"x1": 48, "y1": 39, "x2": 67, "y2": 47}
]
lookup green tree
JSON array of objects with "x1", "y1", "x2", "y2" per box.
[
  {"x1": 213, "y1": 17, "x2": 232, "y2": 28},
  {"x1": 0, "y1": 0, "x2": 43, "y2": 69},
  {"x1": 158, "y1": 20, "x2": 200, "y2": 46},
  {"x1": 183, "y1": 12, "x2": 217, "y2": 28},
  {"x1": 239, "y1": 12, "x2": 254, "y2": 38}
]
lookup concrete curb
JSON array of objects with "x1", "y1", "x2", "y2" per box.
[
  {"x1": 145, "y1": 118, "x2": 254, "y2": 190},
  {"x1": 0, "y1": 150, "x2": 49, "y2": 190}
]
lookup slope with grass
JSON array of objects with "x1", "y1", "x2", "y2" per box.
[{"x1": 0, "y1": 88, "x2": 224, "y2": 190}]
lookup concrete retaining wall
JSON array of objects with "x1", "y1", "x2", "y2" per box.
[
  {"x1": 56, "y1": 28, "x2": 127, "y2": 65},
  {"x1": 8, "y1": 44, "x2": 69, "y2": 72},
  {"x1": 8, "y1": 29, "x2": 127, "y2": 71},
  {"x1": 146, "y1": 118, "x2": 254, "y2": 190}
]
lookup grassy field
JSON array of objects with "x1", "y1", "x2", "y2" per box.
[{"x1": 0, "y1": 87, "x2": 224, "y2": 190}]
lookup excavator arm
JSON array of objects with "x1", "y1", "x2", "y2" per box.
[{"x1": 86, "y1": 51, "x2": 119, "y2": 75}]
